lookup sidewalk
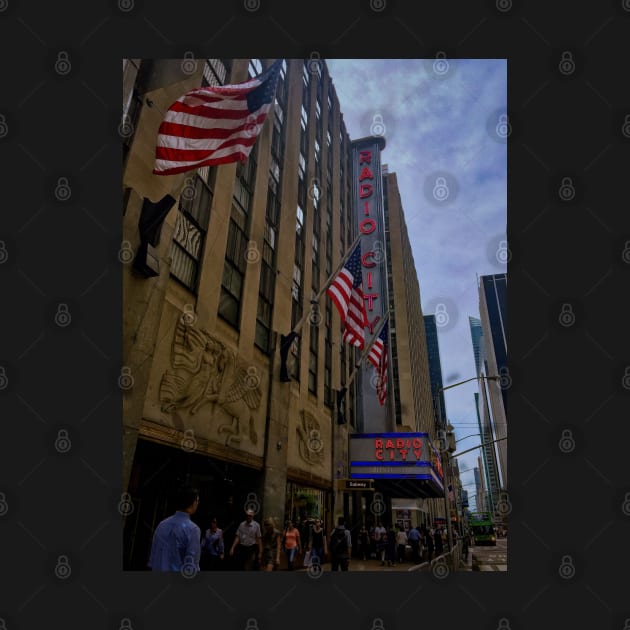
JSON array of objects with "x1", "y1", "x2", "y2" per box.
[{"x1": 295, "y1": 553, "x2": 455, "y2": 573}]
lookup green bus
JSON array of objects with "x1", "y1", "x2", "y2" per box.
[{"x1": 469, "y1": 512, "x2": 496, "y2": 546}]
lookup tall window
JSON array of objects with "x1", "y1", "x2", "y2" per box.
[
  {"x1": 122, "y1": 59, "x2": 143, "y2": 166},
  {"x1": 219, "y1": 154, "x2": 257, "y2": 328},
  {"x1": 291, "y1": 203, "x2": 305, "y2": 380},
  {"x1": 170, "y1": 59, "x2": 229, "y2": 290},
  {"x1": 324, "y1": 302, "x2": 333, "y2": 407},
  {"x1": 309, "y1": 324, "x2": 318, "y2": 395},
  {"x1": 257, "y1": 64, "x2": 287, "y2": 353},
  {"x1": 170, "y1": 169, "x2": 214, "y2": 290}
]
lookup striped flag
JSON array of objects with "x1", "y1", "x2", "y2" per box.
[
  {"x1": 153, "y1": 59, "x2": 283, "y2": 176},
  {"x1": 376, "y1": 323, "x2": 388, "y2": 407},
  {"x1": 367, "y1": 319, "x2": 388, "y2": 370},
  {"x1": 368, "y1": 320, "x2": 389, "y2": 405},
  {"x1": 326, "y1": 243, "x2": 368, "y2": 350}
]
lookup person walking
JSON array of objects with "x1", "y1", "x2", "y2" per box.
[
  {"x1": 200, "y1": 516, "x2": 224, "y2": 571},
  {"x1": 282, "y1": 519, "x2": 302, "y2": 571},
  {"x1": 329, "y1": 516, "x2": 352, "y2": 571},
  {"x1": 434, "y1": 527, "x2": 444, "y2": 557},
  {"x1": 358, "y1": 524, "x2": 370, "y2": 561},
  {"x1": 396, "y1": 526, "x2": 408, "y2": 564},
  {"x1": 261, "y1": 517, "x2": 282, "y2": 571},
  {"x1": 148, "y1": 486, "x2": 201, "y2": 573},
  {"x1": 424, "y1": 528, "x2": 434, "y2": 562},
  {"x1": 385, "y1": 524, "x2": 397, "y2": 567},
  {"x1": 462, "y1": 529, "x2": 470, "y2": 563},
  {"x1": 407, "y1": 525, "x2": 421, "y2": 564},
  {"x1": 308, "y1": 518, "x2": 327, "y2": 567},
  {"x1": 229, "y1": 508, "x2": 263, "y2": 570}
]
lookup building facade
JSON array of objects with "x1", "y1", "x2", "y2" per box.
[
  {"x1": 424, "y1": 314, "x2": 448, "y2": 429},
  {"x1": 121, "y1": 58, "x2": 445, "y2": 568},
  {"x1": 478, "y1": 273, "x2": 507, "y2": 489}
]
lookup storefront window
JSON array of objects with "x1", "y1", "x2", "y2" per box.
[{"x1": 285, "y1": 482, "x2": 326, "y2": 526}]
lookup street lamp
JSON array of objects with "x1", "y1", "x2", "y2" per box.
[{"x1": 435, "y1": 375, "x2": 499, "y2": 553}]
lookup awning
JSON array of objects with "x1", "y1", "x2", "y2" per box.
[{"x1": 391, "y1": 498, "x2": 429, "y2": 512}]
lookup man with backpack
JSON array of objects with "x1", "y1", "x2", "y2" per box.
[{"x1": 329, "y1": 516, "x2": 352, "y2": 571}]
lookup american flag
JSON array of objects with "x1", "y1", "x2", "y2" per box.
[
  {"x1": 153, "y1": 59, "x2": 283, "y2": 176},
  {"x1": 376, "y1": 322, "x2": 388, "y2": 406},
  {"x1": 326, "y1": 243, "x2": 368, "y2": 350},
  {"x1": 367, "y1": 319, "x2": 388, "y2": 370},
  {"x1": 368, "y1": 320, "x2": 388, "y2": 405}
]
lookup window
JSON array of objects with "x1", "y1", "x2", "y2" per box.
[
  {"x1": 170, "y1": 173, "x2": 214, "y2": 290},
  {"x1": 248, "y1": 58, "x2": 263, "y2": 78},
  {"x1": 202, "y1": 59, "x2": 228, "y2": 87},
  {"x1": 302, "y1": 62, "x2": 310, "y2": 88},
  {"x1": 218, "y1": 204, "x2": 248, "y2": 327},
  {"x1": 300, "y1": 105, "x2": 308, "y2": 133},
  {"x1": 309, "y1": 325, "x2": 318, "y2": 394},
  {"x1": 324, "y1": 302, "x2": 333, "y2": 407},
  {"x1": 170, "y1": 60, "x2": 229, "y2": 291},
  {"x1": 219, "y1": 147, "x2": 257, "y2": 328},
  {"x1": 298, "y1": 152, "x2": 306, "y2": 181},
  {"x1": 257, "y1": 162, "x2": 281, "y2": 353}
]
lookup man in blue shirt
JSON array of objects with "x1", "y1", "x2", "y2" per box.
[
  {"x1": 407, "y1": 526, "x2": 421, "y2": 564},
  {"x1": 148, "y1": 486, "x2": 201, "y2": 573}
]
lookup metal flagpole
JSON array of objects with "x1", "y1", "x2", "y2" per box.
[{"x1": 291, "y1": 232, "x2": 363, "y2": 336}]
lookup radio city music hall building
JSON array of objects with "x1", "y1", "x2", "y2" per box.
[{"x1": 121, "y1": 58, "x2": 446, "y2": 569}]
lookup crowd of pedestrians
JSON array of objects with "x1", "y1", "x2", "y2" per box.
[{"x1": 147, "y1": 485, "x2": 465, "y2": 573}]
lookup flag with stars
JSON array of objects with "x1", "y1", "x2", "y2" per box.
[
  {"x1": 153, "y1": 59, "x2": 283, "y2": 175},
  {"x1": 326, "y1": 242, "x2": 368, "y2": 350}
]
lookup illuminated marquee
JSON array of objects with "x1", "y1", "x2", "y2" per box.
[{"x1": 349, "y1": 433, "x2": 444, "y2": 491}]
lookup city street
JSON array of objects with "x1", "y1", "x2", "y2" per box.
[{"x1": 471, "y1": 537, "x2": 507, "y2": 571}]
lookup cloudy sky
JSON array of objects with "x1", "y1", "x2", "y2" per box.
[{"x1": 326, "y1": 59, "x2": 507, "y2": 509}]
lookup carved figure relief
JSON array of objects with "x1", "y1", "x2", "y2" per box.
[
  {"x1": 159, "y1": 316, "x2": 262, "y2": 447},
  {"x1": 296, "y1": 411, "x2": 325, "y2": 466}
]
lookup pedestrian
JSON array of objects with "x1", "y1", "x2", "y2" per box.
[
  {"x1": 373, "y1": 521, "x2": 386, "y2": 560},
  {"x1": 386, "y1": 524, "x2": 397, "y2": 566},
  {"x1": 434, "y1": 527, "x2": 444, "y2": 556},
  {"x1": 200, "y1": 516, "x2": 224, "y2": 571},
  {"x1": 407, "y1": 525, "x2": 421, "y2": 564},
  {"x1": 329, "y1": 516, "x2": 352, "y2": 571},
  {"x1": 229, "y1": 508, "x2": 263, "y2": 570},
  {"x1": 396, "y1": 525, "x2": 408, "y2": 564},
  {"x1": 308, "y1": 518, "x2": 327, "y2": 566},
  {"x1": 148, "y1": 486, "x2": 201, "y2": 573},
  {"x1": 358, "y1": 524, "x2": 370, "y2": 561},
  {"x1": 462, "y1": 530, "x2": 470, "y2": 562},
  {"x1": 424, "y1": 528, "x2": 434, "y2": 562},
  {"x1": 261, "y1": 517, "x2": 282, "y2": 571},
  {"x1": 282, "y1": 519, "x2": 302, "y2": 571}
]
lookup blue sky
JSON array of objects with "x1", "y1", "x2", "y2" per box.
[{"x1": 326, "y1": 59, "x2": 507, "y2": 510}]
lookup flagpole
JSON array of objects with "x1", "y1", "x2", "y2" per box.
[
  {"x1": 344, "y1": 310, "x2": 390, "y2": 391},
  {"x1": 290, "y1": 232, "x2": 363, "y2": 335}
]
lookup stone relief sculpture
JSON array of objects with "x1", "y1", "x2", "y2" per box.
[
  {"x1": 296, "y1": 410, "x2": 325, "y2": 466},
  {"x1": 159, "y1": 316, "x2": 262, "y2": 446}
]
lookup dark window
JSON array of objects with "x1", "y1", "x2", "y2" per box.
[
  {"x1": 218, "y1": 150, "x2": 257, "y2": 328},
  {"x1": 170, "y1": 172, "x2": 215, "y2": 290}
]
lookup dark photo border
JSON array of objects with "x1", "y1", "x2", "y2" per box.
[{"x1": 1, "y1": 1, "x2": 629, "y2": 629}]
